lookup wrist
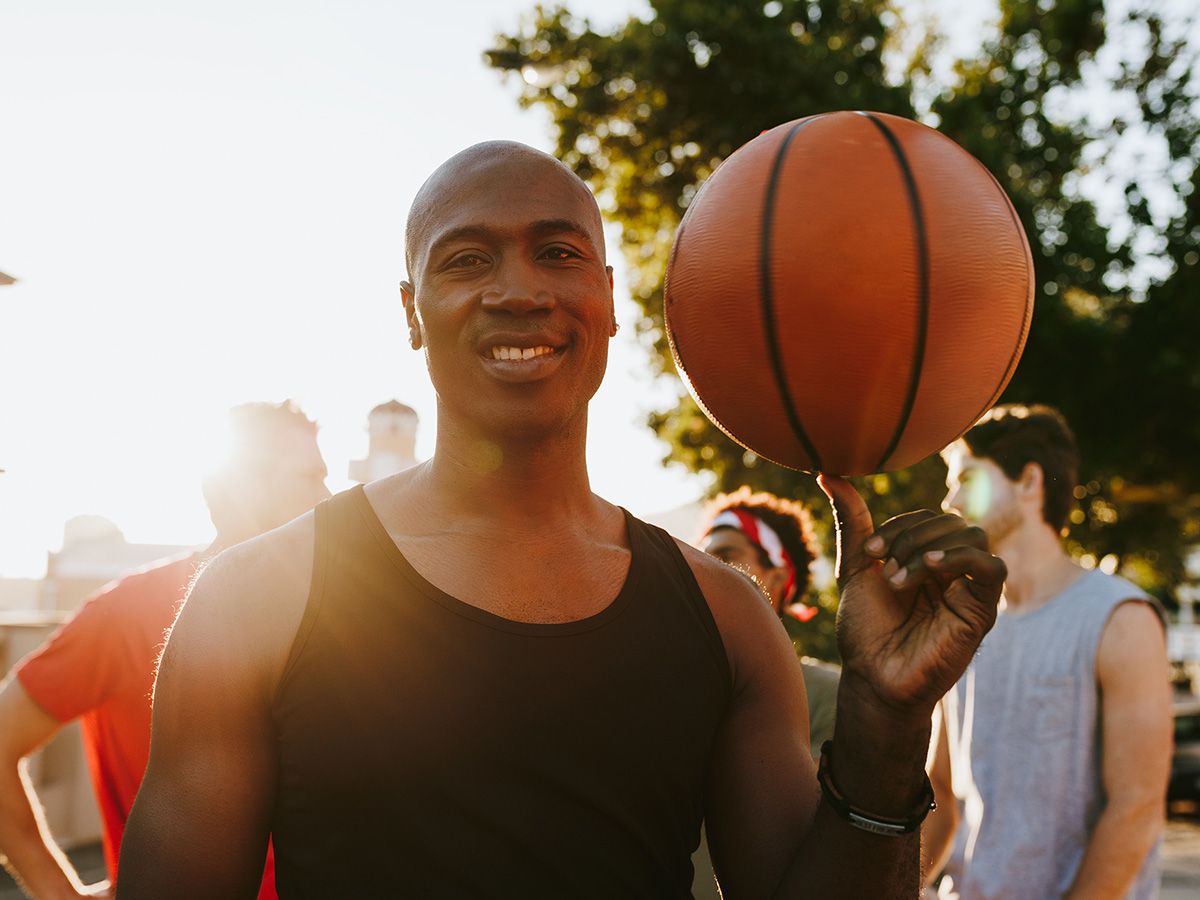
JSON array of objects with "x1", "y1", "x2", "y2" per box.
[
  {"x1": 818, "y1": 740, "x2": 935, "y2": 836},
  {"x1": 831, "y1": 675, "x2": 932, "y2": 815}
]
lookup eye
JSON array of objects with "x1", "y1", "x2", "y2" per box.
[
  {"x1": 539, "y1": 244, "x2": 583, "y2": 262},
  {"x1": 445, "y1": 251, "x2": 488, "y2": 270}
]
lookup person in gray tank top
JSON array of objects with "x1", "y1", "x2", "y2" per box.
[{"x1": 923, "y1": 404, "x2": 1170, "y2": 900}]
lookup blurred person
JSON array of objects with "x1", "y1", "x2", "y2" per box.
[
  {"x1": 119, "y1": 142, "x2": 1006, "y2": 899},
  {"x1": 0, "y1": 401, "x2": 328, "y2": 900},
  {"x1": 699, "y1": 487, "x2": 839, "y2": 758},
  {"x1": 923, "y1": 404, "x2": 1170, "y2": 899},
  {"x1": 692, "y1": 488, "x2": 841, "y2": 900}
]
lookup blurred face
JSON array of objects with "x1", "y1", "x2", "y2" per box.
[
  {"x1": 942, "y1": 444, "x2": 1021, "y2": 549},
  {"x1": 702, "y1": 526, "x2": 784, "y2": 612},
  {"x1": 402, "y1": 149, "x2": 614, "y2": 441},
  {"x1": 256, "y1": 424, "x2": 330, "y2": 531}
]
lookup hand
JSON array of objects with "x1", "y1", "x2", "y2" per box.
[{"x1": 819, "y1": 474, "x2": 1006, "y2": 715}]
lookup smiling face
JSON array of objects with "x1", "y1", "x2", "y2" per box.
[{"x1": 402, "y1": 143, "x2": 614, "y2": 443}]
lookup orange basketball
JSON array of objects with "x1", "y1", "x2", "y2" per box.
[{"x1": 664, "y1": 111, "x2": 1035, "y2": 476}]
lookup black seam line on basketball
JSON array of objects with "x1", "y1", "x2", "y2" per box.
[
  {"x1": 760, "y1": 116, "x2": 824, "y2": 471},
  {"x1": 862, "y1": 112, "x2": 930, "y2": 472},
  {"x1": 967, "y1": 165, "x2": 1034, "y2": 423}
]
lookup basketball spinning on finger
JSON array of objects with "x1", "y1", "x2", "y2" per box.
[{"x1": 664, "y1": 110, "x2": 1035, "y2": 476}]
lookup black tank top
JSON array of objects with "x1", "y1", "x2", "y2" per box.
[{"x1": 269, "y1": 485, "x2": 732, "y2": 899}]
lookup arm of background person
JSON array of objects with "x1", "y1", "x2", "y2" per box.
[
  {"x1": 693, "y1": 476, "x2": 1003, "y2": 899},
  {"x1": 921, "y1": 702, "x2": 957, "y2": 887},
  {"x1": 1065, "y1": 601, "x2": 1171, "y2": 899},
  {"x1": 116, "y1": 518, "x2": 314, "y2": 900},
  {"x1": 0, "y1": 679, "x2": 108, "y2": 900}
]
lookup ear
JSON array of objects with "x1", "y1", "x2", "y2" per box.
[
  {"x1": 760, "y1": 567, "x2": 789, "y2": 613},
  {"x1": 400, "y1": 280, "x2": 422, "y2": 350},
  {"x1": 605, "y1": 266, "x2": 618, "y2": 336},
  {"x1": 1019, "y1": 461, "x2": 1045, "y2": 504}
]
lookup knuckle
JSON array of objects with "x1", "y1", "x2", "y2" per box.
[{"x1": 963, "y1": 524, "x2": 988, "y2": 546}]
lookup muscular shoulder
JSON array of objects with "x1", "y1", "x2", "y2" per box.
[
  {"x1": 162, "y1": 512, "x2": 317, "y2": 704},
  {"x1": 672, "y1": 537, "x2": 797, "y2": 690}
]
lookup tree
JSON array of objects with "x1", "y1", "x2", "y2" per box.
[{"x1": 488, "y1": 0, "x2": 1200, "y2": 654}]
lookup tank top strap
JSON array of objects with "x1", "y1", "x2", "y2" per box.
[
  {"x1": 273, "y1": 487, "x2": 361, "y2": 700},
  {"x1": 623, "y1": 513, "x2": 732, "y2": 691}
]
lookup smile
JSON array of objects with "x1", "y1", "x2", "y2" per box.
[{"x1": 490, "y1": 345, "x2": 557, "y2": 361}]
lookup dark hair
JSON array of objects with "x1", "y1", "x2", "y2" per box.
[
  {"x1": 956, "y1": 404, "x2": 1079, "y2": 532},
  {"x1": 702, "y1": 487, "x2": 820, "y2": 601}
]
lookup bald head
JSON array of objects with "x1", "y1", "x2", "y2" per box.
[{"x1": 404, "y1": 141, "x2": 603, "y2": 283}]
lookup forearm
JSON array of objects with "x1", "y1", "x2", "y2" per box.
[
  {"x1": 774, "y1": 678, "x2": 931, "y2": 899},
  {"x1": 1065, "y1": 797, "x2": 1164, "y2": 899},
  {"x1": 0, "y1": 759, "x2": 87, "y2": 900}
]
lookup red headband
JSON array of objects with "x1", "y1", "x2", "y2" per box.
[{"x1": 708, "y1": 509, "x2": 817, "y2": 622}]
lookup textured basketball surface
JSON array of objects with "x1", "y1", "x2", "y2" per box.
[{"x1": 664, "y1": 111, "x2": 1035, "y2": 476}]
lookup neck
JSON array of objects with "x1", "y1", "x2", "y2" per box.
[
  {"x1": 994, "y1": 521, "x2": 1080, "y2": 613},
  {"x1": 424, "y1": 410, "x2": 598, "y2": 530}
]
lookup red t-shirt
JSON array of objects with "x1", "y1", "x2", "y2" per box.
[{"x1": 17, "y1": 554, "x2": 276, "y2": 898}]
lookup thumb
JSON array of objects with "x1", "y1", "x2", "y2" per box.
[{"x1": 817, "y1": 473, "x2": 876, "y2": 586}]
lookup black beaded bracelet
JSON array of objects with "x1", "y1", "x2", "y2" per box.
[{"x1": 816, "y1": 740, "x2": 936, "y2": 837}]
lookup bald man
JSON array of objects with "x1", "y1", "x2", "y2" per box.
[{"x1": 118, "y1": 143, "x2": 1006, "y2": 899}]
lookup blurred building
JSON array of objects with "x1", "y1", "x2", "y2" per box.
[
  {"x1": 348, "y1": 400, "x2": 419, "y2": 483},
  {"x1": 0, "y1": 578, "x2": 40, "y2": 612},
  {"x1": 41, "y1": 515, "x2": 194, "y2": 613}
]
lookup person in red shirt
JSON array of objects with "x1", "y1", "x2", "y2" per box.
[{"x1": 0, "y1": 401, "x2": 329, "y2": 899}]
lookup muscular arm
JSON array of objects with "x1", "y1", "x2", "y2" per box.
[
  {"x1": 921, "y1": 702, "x2": 957, "y2": 885},
  {"x1": 694, "y1": 556, "x2": 929, "y2": 899},
  {"x1": 0, "y1": 678, "x2": 103, "y2": 900},
  {"x1": 117, "y1": 520, "x2": 313, "y2": 900},
  {"x1": 1065, "y1": 601, "x2": 1170, "y2": 899},
  {"x1": 694, "y1": 476, "x2": 1002, "y2": 899}
]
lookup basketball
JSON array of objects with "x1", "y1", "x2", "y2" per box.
[{"x1": 664, "y1": 111, "x2": 1035, "y2": 476}]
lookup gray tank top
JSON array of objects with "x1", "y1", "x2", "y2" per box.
[{"x1": 938, "y1": 569, "x2": 1162, "y2": 900}]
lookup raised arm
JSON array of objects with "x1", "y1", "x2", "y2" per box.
[
  {"x1": 117, "y1": 521, "x2": 313, "y2": 900},
  {"x1": 1065, "y1": 601, "x2": 1170, "y2": 899},
  {"x1": 0, "y1": 679, "x2": 107, "y2": 899},
  {"x1": 696, "y1": 475, "x2": 1004, "y2": 899}
]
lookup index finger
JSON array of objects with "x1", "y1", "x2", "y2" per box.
[{"x1": 866, "y1": 509, "x2": 940, "y2": 558}]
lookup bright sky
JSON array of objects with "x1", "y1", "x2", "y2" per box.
[
  {"x1": 0, "y1": 0, "x2": 716, "y2": 577},
  {"x1": 8, "y1": 0, "x2": 1145, "y2": 579}
]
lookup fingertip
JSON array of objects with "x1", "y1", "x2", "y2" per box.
[
  {"x1": 865, "y1": 535, "x2": 885, "y2": 556},
  {"x1": 816, "y1": 472, "x2": 833, "y2": 498},
  {"x1": 925, "y1": 550, "x2": 945, "y2": 564}
]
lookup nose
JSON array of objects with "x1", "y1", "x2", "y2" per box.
[
  {"x1": 480, "y1": 259, "x2": 556, "y2": 315},
  {"x1": 942, "y1": 488, "x2": 960, "y2": 515}
]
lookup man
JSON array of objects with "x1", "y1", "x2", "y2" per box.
[
  {"x1": 925, "y1": 404, "x2": 1170, "y2": 899},
  {"x1": 0, "y1": 401, "x2": 329, "y2": 899},
  {"x1": 699, "y1": 487, "x2": 839, "y2": 758},
  {"x1": 119, "y1": 142, "x2": 1007, "y2": 899}
]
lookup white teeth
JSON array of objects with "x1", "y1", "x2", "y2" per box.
[{"x1": 490, "y1": 345, "x2": 555, "y2": 361}]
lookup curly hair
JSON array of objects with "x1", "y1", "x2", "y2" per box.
[{"x1": 701, "y1": 486, "x2": 820, "y2": 600}]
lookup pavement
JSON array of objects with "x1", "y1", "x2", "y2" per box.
[
  {"x1": 1163, "y1": 810, "x2": 1200, "y2": 899},
  {"x1": 3, "y1": 815, "x2": 1200, "y2": 897}
]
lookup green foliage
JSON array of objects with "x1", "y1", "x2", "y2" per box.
[{"x1": 489, "y1": 0, "x2": 1200, "y2": 633}]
